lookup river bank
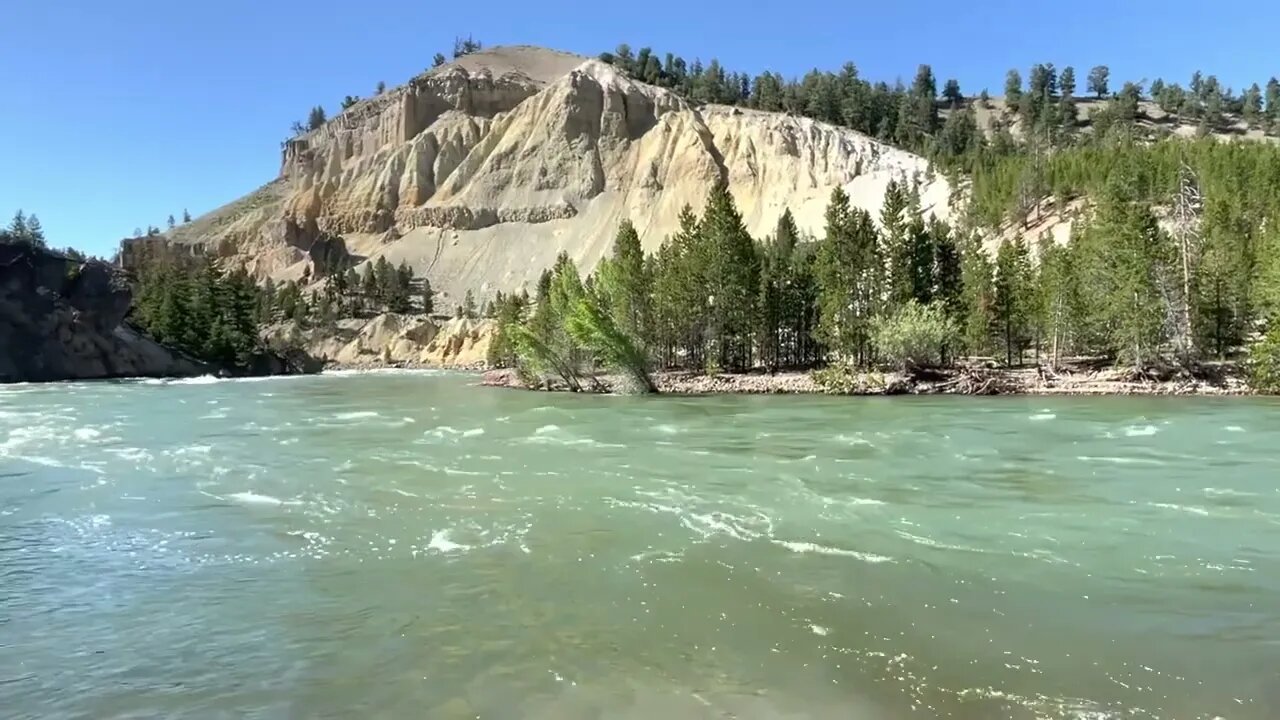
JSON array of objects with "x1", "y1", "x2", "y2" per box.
[{"x1": 481, "y1": 362, "x2": 1254, "y2": 396}]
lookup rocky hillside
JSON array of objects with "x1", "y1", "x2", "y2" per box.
[
  {"x1": 156, "y1": 46, "x2": 950, "y2": 309},
  {"x1": 0, "y1": 244, "x2": 210, "y2": 382},
  {"x1": 264, "y1": 314, "x2": 496, "y2": 369}
]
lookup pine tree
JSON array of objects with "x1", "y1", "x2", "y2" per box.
[
  {"x1": 1088, "y1": 65, "x2": 1110, "y2": 99},
  {"x1": 881, "y1": 180, "x2": 913, "y2": 307},
  {"x1": 931, "y1": 218, "x2": 963, "y2": 323},
  {"x1": 432, "y1": 53, "x2": 447, "y2": 67},
  {"x1": 420, "y1": 277, "x2": 435, "y2": 315},
  {"x1": 942, "y1": 78, "x2": 963, "y2": 108},
  {"x1": 167, "y1": 214, "x2": 175, "y2": 230},
  {"x1": 1074, "y1": 174, "x2": 1172, "y2": 367},
  {"x1": 1004, "y1": 69, "x2": 1022, "y2": 104},
  {"x1": 373, "y1": 257, "x2": 395, "y2": 311},
  {"x1": 651, "y1": 205, "x2": 706, "y2": 369},
  {"x1": 182, "y1": 208, "x2": 192, "y2": 223},
  {"x1": 596, "y1": 220, "x2": 649, "y2": 341},
  {"x1": 376, "y1": 81, "x2": 386, "y2": 95},
  {"x1": 910, "y1": 64, "x2": 939, "y2": 134},
  {"x1": 906, "y1": 215, "x2": 936, "y2": 304},
  {"x1": 756, "y1": 249, "x2": 784, "y2": 372},
  {"x1": 390, "y1": 262, "x2": 413, "y2": 313},
  {"x1": 452, "y1": 35, "x2": 482, "y2": 59},
  {"x1": 1243, "y1": 83, "x2": 1264, "y2": 126},
  {"x1": 815, "y1": 188, "x2": 882, "y2": 365},
  {"x1": 8, "y1": 210, "x2": 28, "y2": 240},
  {"x1": 463, "y1": 288, "x2": 477, "y2": 319},
  {"x1": 697, "y1": 180, "x2": 759, "y2": 371},
  {"x1": 1265, "y1": 78, "x2": 1280, "y2": 130},
  {"x1": 1036, "y1": 238, "x2": 1083, "y2": 367},
  {"x1": 992, "y1": 237, "x2": 1032, "y2": 366},
  {"x1": 361, "y1": 264, "x2": 378, "y2": 311},
  {"x1": 1060, "y1": 66, "x2": 1076, "y2": 99},
  {"x1": 773, "y1": 208, "x2": 799, "y2": 260},
  {"x1": 1149, "y1": 78, "x2": 1165, "y2": 102},
  {"x1": 307, "y1": 105, "x2": 327, "y2": 130}
]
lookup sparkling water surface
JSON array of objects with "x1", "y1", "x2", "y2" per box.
[{"x1": 2, "y1": 371, "x2": 1279, "y2": 719}]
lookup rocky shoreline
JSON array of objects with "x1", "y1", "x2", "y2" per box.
[{"x1": 480, "y1": 363, "x2": 1255, "y2": 397}]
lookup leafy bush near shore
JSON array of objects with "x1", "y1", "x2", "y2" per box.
[
  {"x1": 1246, "y1": 327, "x2": 1280, "y2": 394},
  {"x1": 811, "y1": 365, "x2": 887, "y2": 394},
  {"x1": 870, "y1": 300, "x2": 959, "y2": 371}
]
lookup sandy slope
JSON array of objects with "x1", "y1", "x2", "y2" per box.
[{"x1": 158, "y1": 46, "x2": 951, "y2": 310}]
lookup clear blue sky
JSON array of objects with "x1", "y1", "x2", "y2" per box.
[{"x1": 3, "y1": 0, "x2": 1275, "y2": 256}]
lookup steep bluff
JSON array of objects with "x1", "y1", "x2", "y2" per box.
[
  {"x1": 0, "y1": 245, "x2": 209, "y2": 382},
  {"x1": 157, "y1": 46, "x2": 951, "y2": 309}
]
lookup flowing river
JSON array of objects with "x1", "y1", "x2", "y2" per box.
[{"x1": 2, "y1": 371, "x2": 1278, "y2": 719}]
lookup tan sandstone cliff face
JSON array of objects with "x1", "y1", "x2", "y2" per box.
[
  {"x1": 265, "y1": 314, "x2": 494, "y2": 369},
  {"x1": 165, "y1": 46, "x2": 952, "y2": 310}
]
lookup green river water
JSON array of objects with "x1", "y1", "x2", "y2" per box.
[{"x1": 1, "y1": 370, "x2": 1278, "y2": 719}]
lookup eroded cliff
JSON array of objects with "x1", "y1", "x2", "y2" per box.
[{"x1": 157, "y1": 45, "x2": 952, "y2": 311}]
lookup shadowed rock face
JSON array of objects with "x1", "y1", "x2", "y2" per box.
[{"x1": 0, "y1": 244, "x2": 209, "y2": 383}]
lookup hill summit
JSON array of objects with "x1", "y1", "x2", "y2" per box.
[{"x1": 159, "y1": 45, "x2": 950, "y2": 307}]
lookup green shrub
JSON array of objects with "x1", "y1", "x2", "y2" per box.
[
  {"x1": 1246, "y1": 326, "x2": 1280, "y2": 394},
  {"x1": 870, "y1": 300, "x2": 958, "y2": 371}
]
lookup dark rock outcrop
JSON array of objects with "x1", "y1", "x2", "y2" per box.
[
  {"x1": 0, "y1": 244, "x2": 208, "y2": 382},
  {"x1": 0, "y1": 244, "x2": 319, "y2": 383}
]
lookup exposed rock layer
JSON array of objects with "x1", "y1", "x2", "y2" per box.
[
  {"x1": 0, "y1": 244, "x2": 209, "y2": 383},
  {"x1": 155, "y1": 46, "x2": 951, "y2": 311},
  {"x1": 264, "y1": 313, "x2": 496, "y2": 369}
]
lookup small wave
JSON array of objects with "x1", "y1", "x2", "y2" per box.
[
  {"x1": 1224, "y1": 425, "x2": 1246, "y2": 433},
  {"x1": 1076, "y1": 455, "x2": 1163, "y2": 466},
  {"x1": 1029, "y1": 413, "x2": 1056, "y2": 421},
  {"x1": 72, "y1": 427, "x2": 101, "y2": 441},
  {"x1": 844, "y1": 497, "x2": 885, "y2": 506},
  {"x1": 322, "y1": 368, "x2": 444, "y2": 377},
  {"x1": 169, "y1": 375, "x2": 221, "y2": 385},
  {"x1": 334, "y1": 411, "x2": 379, "y2": 420},
  {"x1": 108, "y1": 447, "x2": 155, "y2": 464},
  {"x1": 808, "y1": 624, "x2": 831, "y2": 636},
  {"x1": 895, "y1": 530, "x2": 986, "y2": 554},
  {"x1": 834, "y1": 433, "x2": 875, "y2": 446},
  {"x1": 681, "y1": 511, "x2": 768, "y2": 542},
  {"x1": 227, "y1": 491, "x2": 302, "y2": 507},
  {"x1": 524, "y1": 425, "x2": 623, "y2": 448},
  {"x1": 629, "y1": 549, "x2": 685, "y2": 563},
  {"x1": 421, "y1": 425, "x2": 486, "y2": 442},
  {"x1": 1148, "y1": 502, "x2": 1210, "y2": 517},
  {"x1": 775, "y1": 540, "x2": 893, "y2": 564},
  {"x1": 1203, "y1": 487, "x2": 1257, "y2": 498},
  {"x1": 426, "y1": 529, "x2": 470, "y2": 553},
  {"x1": 1124, "y1": 424, "x2": 1159, "y2": 437},
  {"x1": 653, "y1": 424, "x2": 680, "y2": 435}
]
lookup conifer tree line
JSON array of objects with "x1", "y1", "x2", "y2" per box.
[
  {"x1": 2, "y1": 209, "x2": 95, "y2": 260},
  {"x1": 598, "y1": 43, "x2": 1280, "y2": 160},
  {"x1": 496, "y1": 144, "x2": 1280, "y2": 391},
  {"x1": 125, "y1": 241, "x2": 442, "y2": 367},
  {"x1": 130, "y1": 251, "x2": 268, "y2": 369},
  {"x1": 0, "y1": 210, "x2": 47, "y2": 248}
]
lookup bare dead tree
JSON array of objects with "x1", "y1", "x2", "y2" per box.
[{"x1": 1171, "y1": 161, "x2": 1204, "y2": 363}]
